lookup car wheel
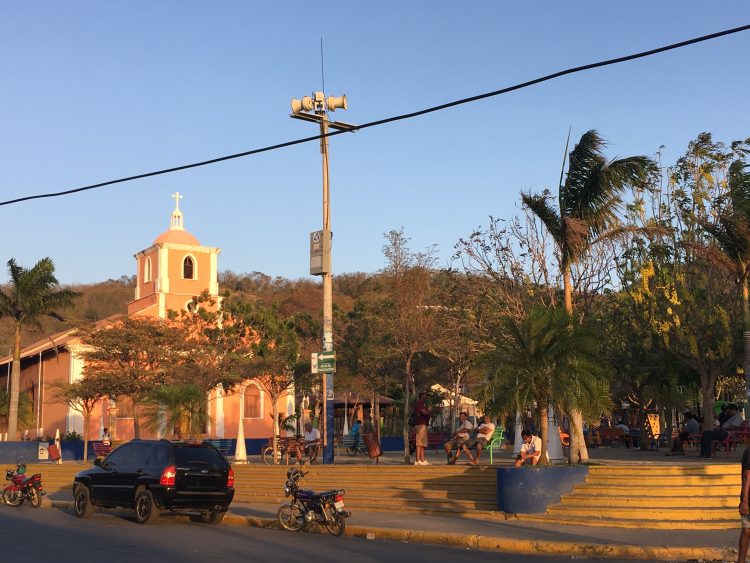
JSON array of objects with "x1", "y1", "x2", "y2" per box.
[
  {"x1": 134, "y1": 489, "x2": 160, "y2": 524},
  {"x1": 73, "y1": 485, "x2": 95, "y2": 518},
  {"x1": 3, "y1": 488, "x2": 22, "y2": 506}
]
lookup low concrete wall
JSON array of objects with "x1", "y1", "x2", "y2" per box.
[{"x1": 496, "y1": 465, "x2": 588, "y2": 514}]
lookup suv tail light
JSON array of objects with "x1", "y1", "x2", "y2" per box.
[
  {"x1": 160, "y1": 465, "x2": 176, "y2": 487},
  {"x1": 227, "y1": 468, "x2": 235, "y2": 488}
]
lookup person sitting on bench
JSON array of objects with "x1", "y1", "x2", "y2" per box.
[
  {"x1": 443, "y1": 412, "x2": 473, "y2": 464},
  {"x1": 303, "y1": 422, "x2": 322, "y2": 463},
  {"x1": 700, "y1": 403, "x2": 743, "y2": 458},
  {"x1": 463, "y1": 415, "x2": 495, "y2": 465}
]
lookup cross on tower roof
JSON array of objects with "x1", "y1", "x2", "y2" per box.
[{"x1": 171, "y1": 191, "x2": 183, "y2": 211}]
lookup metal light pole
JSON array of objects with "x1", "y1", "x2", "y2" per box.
[{"x1": 290, "y1": 92, "x2": 354, "y2": 464}]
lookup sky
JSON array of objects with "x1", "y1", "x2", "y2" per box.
[{"x1": 1, "y1": 1, "x2": 749, "y2": 285}]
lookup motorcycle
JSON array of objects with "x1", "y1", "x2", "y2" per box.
[
  {"x1": 3, "y1": 462, "x2": 45, "y2": 508},
  {"x1": 277, "y1": 468, "x2": 350, "y2": 536}
]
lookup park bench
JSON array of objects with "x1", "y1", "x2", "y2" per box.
[
  {"x1": 91, "y1": 441, "x2": 111, "y2": 458},
  {"x1": 595, "y1": 428, "x2": 633, "y2": 448},
  {"x1": 262, "y1": 436, "x2": 308, "y2": 465},
  {"x1": 205, "y1": 439, "x2": 233, "y2": 458}
]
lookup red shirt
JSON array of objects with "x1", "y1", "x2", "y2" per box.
[{"x1": 414, "y1": 399, "x2": 430, "y2": 426}]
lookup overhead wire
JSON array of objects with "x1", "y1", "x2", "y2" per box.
[{"x1": 1, "y1": 23, "x2": 749, "y2": 208}]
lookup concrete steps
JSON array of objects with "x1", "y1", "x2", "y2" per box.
[{"x1": 516, "y1": 463, "x2": 742, "y2": 530}]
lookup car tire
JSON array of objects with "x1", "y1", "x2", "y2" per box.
[
  {"x1": 73, "y1": 485, "x2": 95, "y2": 518},
  {"x1": 134, "y1": 489, "x2": 160, "y2": 524}
]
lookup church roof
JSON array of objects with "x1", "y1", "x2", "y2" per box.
[{"x1": 152, "y1": 229, "x2": 200, "y2": 246}]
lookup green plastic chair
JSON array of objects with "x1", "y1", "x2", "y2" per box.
[{"x1": 487, "y1": 427, "x2": 506, "y2": 464}]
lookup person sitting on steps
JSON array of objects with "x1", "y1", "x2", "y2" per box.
[{"x1": 515, "y1": 430, "x2": 543, "y2": 468}]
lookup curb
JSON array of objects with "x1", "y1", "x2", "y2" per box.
[{"x1": 48, "y1": 500, "x2": 737, "y2": 561}]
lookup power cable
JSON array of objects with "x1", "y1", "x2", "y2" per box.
[{"x1": 1, "y1": 23, "x2": 748, "y2": 208}]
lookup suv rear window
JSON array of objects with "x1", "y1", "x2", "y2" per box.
[{"x1": 173, "y1": 445, "x2": 226, "y2": 470}]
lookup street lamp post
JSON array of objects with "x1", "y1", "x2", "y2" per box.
[{"x1": 290, "y1": 92, "x2": 353, "y2": 464}]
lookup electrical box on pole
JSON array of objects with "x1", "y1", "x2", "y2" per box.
[{"x1": 310, "y1": 230, "x2": 332, "y2": 276}]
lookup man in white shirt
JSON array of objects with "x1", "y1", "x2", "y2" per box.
[
  {"x1": 700, "y1": 403, "x2": 744, "y2": 458},
  {"x1": 515, "y1": 430, "x2": 543, "y2": 467},
  {"x1": 303, "y1": 422, "x2": 322, "y2": 463},
  {"x1": 444, "y1": 412, "x2": 474, "y2": 464},
  {"x1": 464, "y1": 415, "x2": 496, "y2": 465}
]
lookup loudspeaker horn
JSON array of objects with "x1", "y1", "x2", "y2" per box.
[
  {"x1": 326, "y1": 95, "x2": 347, "y2": 112},
  {"x1": 291, "y1": 96, "x2": 314, "y2": 114}
]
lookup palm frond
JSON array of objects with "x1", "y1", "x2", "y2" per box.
[{"x1": 521, "y1": 192, "x2": 563, "y2": 243}]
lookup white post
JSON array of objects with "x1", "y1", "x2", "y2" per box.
[
  {"x1": 513, "y1": 411, "x2": 524, "y2": 455},
  {"x1": 234, "y1": 385, "x2": 247, "y2": 464},
  {"x1": 54, "y1": 428, "x2": 62, "y2": 465},
  {"x1": 546, "y1": 404, "x2": 564, "y2": 462}
]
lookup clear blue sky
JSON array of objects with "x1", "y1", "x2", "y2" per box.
[{"x1": 1, "y1": 1, "x2": 749, "y2": 284}]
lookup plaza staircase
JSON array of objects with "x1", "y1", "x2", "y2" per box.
[
  {"x1": 232, "y1": 464, "x2": 499, "y2": 514},
  {"x1": 514, "y1": 463, "x2": 742, "y2": 529}
]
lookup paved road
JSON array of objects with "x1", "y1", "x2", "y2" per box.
[{"x1": 0, "y1": 505, "x2": 654, "y2": 563}]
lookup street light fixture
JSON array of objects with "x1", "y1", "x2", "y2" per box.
[{"x1": 290, "y1": 91, "x2": 355, "y2": 464}]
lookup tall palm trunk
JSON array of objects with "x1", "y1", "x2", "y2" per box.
[
  {"x1": 539, "y1": 403, "x2": 549, "y2": 465},
  {"x1": 8, "y1": 326, "x2": 22, "y2": 439},
  {"x1": 563, "y1": 263, "x2": 590, "y2": 464},
  {"x1": 742, "y1": 270, "x2": 750, "y2": 416},
  {"x1": 83, "y1": 412, "x2": 91, "y2": 463}
]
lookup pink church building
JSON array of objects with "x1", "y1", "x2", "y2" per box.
[{"x1": 0, "y1": 195, "x2": 291, "y2": 444}]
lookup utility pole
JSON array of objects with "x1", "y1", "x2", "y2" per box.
[{"x1": 290, "y1": 92, "x2": 354, "y2": 464}]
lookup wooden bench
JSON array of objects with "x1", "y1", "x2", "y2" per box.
[
  {"x1": 262, "y1": 436, "x2": 307, "y2": 465},
  {"x1": 91, "y1": 441, "x2": 111, "y2": 458},
  {"x1": 205, "y1": 439, "x2": 233, "y2": 458},
  {"x1": 595, "y1": 428, "x2": 633, "y2": 448}
]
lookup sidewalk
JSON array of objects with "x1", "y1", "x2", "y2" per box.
[{"x1": 47, "y1": 497, "x2": 740, "y2": 561}]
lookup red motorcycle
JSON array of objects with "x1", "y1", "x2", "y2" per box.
[{"x1": 3, "y1": 463, "x2": 44, "y2": 508}]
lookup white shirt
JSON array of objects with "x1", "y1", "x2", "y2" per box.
[
  {"x1": 520, "y1": 435, "x2": 542, "y2": 456},
  {"x1": 304, "y1": 428, "x2": 321, "y2": 442},
  {"x1": 475, "y1": 422, "x2": 495, "y2": 441},
  {"x1": 456, "y1": 419, "x2": 474, "y2": 437},
  {"x1": 722, "y1": 413, "x2": 744, "y2": 431}
]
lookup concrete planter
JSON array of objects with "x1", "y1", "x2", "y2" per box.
[{"x1": 496, "y1": 465, "x2": 588, "y2": 514}]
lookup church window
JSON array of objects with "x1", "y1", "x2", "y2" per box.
[
  {"x1": 183, "y1": 256, "x2": 195, "y2": 279},
  {"x1": 244, "y1": 385, "x2": 261, "y2": 419},
  {"x1": 117, "y1": 396, "x2": 134, "y2": 418},
  {"x1": 144, "y1": 257, "x2": 152, "y2": 283}
]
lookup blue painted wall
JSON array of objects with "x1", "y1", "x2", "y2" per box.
[{"x1": 496, "y1": 465, "x2": 588, "y2": 514}]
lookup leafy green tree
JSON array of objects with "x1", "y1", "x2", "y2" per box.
[
  {"x1": 521, "y1": 130, "x2": 655, "y2": 462},
  {"x1": 230, "y1": 301, "x2": 300, "y2": 463},
  {"x1": 49, "y1": 375, "x2": 109, "y2": 462},
  {"x1": 702, "y1": 157, "x2": 750, "y2": 405},
  {"x1": 0, "y1": 258, "x2": 78, "y2": 438},
  {"x1": 79, "y1": 316, "x2": 184, "y2": 438},
  {"x1": 482, "y1": 307, "x2": 610, "y2": 463},
  {"x1": 142, "y1": 384, "x2": 207, "y2": 440},
  {"x1": 0, "y1": 388, "x2": 34, "y2": 434},
  {"x1": 381, "y1": 228, "x2": 438, "y2": 464}
]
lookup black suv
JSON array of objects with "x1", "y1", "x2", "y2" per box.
[{"x1": 73, "y1": 439, "x2": 235, "y2": 524}]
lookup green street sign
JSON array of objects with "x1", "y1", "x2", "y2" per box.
[{"x1": 311, "y1": 351, "x2": 336, "y2": 374}]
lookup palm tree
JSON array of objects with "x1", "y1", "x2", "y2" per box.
[
  {"x1": 0, "y1": 258, "x2": 79, "y2": 438},
  {"x1": 702, "y1": 160, "x2": 750, "y2": 405},
  {"x1": 142, "y1": 384, "x2": 208, "y2": 440},
  {"x1": 483, "y1": 307, "x2": 610, "y2": 463},
  {"x1": 521, "y1": 130, "x2": 655, "y2": 462}
]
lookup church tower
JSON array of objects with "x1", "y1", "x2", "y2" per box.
[{"x1": 128, "y1": 193, "x2": 221, "y2": 318}]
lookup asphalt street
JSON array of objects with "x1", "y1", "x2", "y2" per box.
[{"x1": 0, "y1": 504, "x2": 656, "y2": 563}]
